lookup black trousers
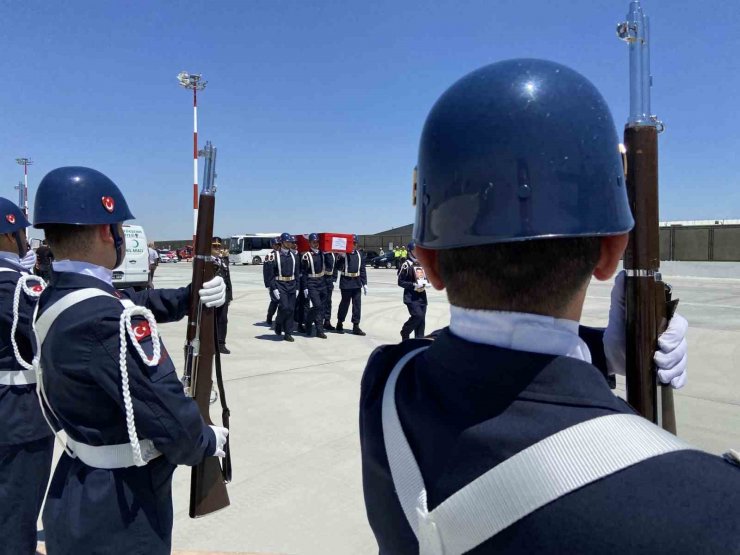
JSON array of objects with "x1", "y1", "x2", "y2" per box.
[
  {"x1": 294, "y1": 290, "x2": 308, "y2": 326},
  {"x1": 401, "y1": 302, "x2": 427, "y2": 338},
  {"x1": 306, "y1": 284, "x2": 326, "y2": 332},
  {"x1": 267, "y1": 290, "x2": 279, "y2": 321},
  {"x1": 275, "y1": 285, "x2": 297, "y2": 335},
  {"x1": 324, "y1": 281, "x2": 335, "y2": 322},
  {"x1": 337, "y1": 288, "x2": 362, "y2": 325},
  {"x1": 0, "y1": 436, "x2": 54, "y2": 555},
  {"x1": 216, "y1": 302, "x2": 229, "y2": 345}
]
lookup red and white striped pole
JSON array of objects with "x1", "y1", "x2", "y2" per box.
[
  {"x1": 15, "y1": 157, "x2": 32, "y2": 218},
  {"x1": 177, "y1": 72, "x2": 207, "y2": 249},
  {"x1": 192, "y1": 86, "x2": 199, "y2": 242}
]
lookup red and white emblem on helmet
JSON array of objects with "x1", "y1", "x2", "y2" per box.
[
  {"x1": 101, "y1": 196, "x2": 115, "y2": 213},
  {"x1": 32, "y1": 284, "x2": 44, "y2": 293},
  {"x1": 133, "y1": 321, "x2": 151, "y2": 341},
  {"x1": 5, "y1": 214, "x2": 15, "y2": 224}
]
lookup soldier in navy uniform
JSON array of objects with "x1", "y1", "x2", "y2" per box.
[
  {"x1": 358, "y1": 60, "x2": 738, "y2": 554},
  {"x1": 300, "y1": 233, "x2": 328, "y2": 339},
  {"x1": 212, "y1": 237, "x2": 233, "y2": 354},
  {"x1": 335, "y1": 234, "x2": 367, "y2": 336},
  {"x1": 31, "y1": 167, "x2": 230, "y2": 555},
  {"x1": 322, "y1": 247, "x2": 339, "y2": 331},
  {"x1": 263, "y1": 236, "x2": 280, "y2": 327},
  {"x1": 0, "y1": 197, "x2": 54, "y2": 555},
  {"x1": 270, "y1": 232, "x2": 299, "y2": 342},
  {"x1": 397, "y1": 241, "x2": 430, "y2": 341}
]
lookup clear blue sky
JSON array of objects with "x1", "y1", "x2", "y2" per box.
[{"x1": 2, "y1": 0, "x2": 738, "y2": 241}]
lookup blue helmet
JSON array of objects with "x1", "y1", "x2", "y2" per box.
[
  {"x1": 0, "y1": 197, "x2": 30, "y2": 257},
  {"x1": 279, "y1": 232, "x2": 292, "y2": 243},
  {"x1": 270, "y1": 236, "x2": 281, "y2": 246},
  {"x1": 33, "y1": 166, "x2": 134, "y2": 228},
  {"x1": 308, "y1": 233, "x2": 319, "y2": 242},
  {"x1": 0, "y1": 197, "x2": 30, "y2": 234},
  {"x1": 413, "y1": 59, "x2": 634, "y2": 249},
  {"x1": 289, "y1": 235, "x2": 297, "y2": 243}
]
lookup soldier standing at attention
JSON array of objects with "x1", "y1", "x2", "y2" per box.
[
  {"x1": 397, "y1": 241, "x2": 430, "y2": 341},
  {"x1": 271, "y1": 232, "x2": 298, "y2": 342},
  {"x1": 31, "y1": 167, "x2": 229, "y2": 555},
  {"x1": 322, "y1": 246, "x2": 339, "y2": 331},
  {"x1": 300, "y1": 233, "x2": 328, "y2": 339},
  {"x1": 335, "y1": 234, "x2": 367, "y2": 336},
  {"x1": 0, "y1": 197, "x2": 54, "y2": 555},
  {"x1": 263, "y1": 236, "x2": 280, "y2": 327},
  {"x1": 357, "y1": 60, "x2": 730, "y2": 555},
  {"x1": 212, "y1": 237, "x2": 233, "y2": 354}
]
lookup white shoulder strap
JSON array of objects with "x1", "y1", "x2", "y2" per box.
[
  {"x1": 35, "y1": 288, "x2": 116, "y2": 346},
  {"x1": 382, "y1": 348, "x2": 695, "y2": 555},
  {"x1": 0, "y1": 267, "x2": 18, "y2": 273}
]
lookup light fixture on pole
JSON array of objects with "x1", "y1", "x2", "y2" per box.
[
  {"x1": 177, "y1": 71, "x2": 207, "y2": 242},
  {"x1": 15, "y1": 157, "x2": 33, "y2": 218}
]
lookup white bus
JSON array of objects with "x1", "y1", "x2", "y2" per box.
[{"x1": 228, "y1": 233, "x2": 280, "y2": 265}]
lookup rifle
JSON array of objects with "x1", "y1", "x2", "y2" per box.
[
  {"x1": 617, "y1": 1, "x2": 678, "y2": 433},
  {"x1": 183, "y1": 141, "x2": 232, "y2": 517}
]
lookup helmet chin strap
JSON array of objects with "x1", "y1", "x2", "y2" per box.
[
  {"x1": 110, "y1": 225, "x2": 124, "y2": 267},
  {"x1": 12, "y1": 231, "x2": 28, "y2": 258}
]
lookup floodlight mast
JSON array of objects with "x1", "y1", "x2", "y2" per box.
[
  {"x1": 15, "y1": 157, "x2": 33, "y2": 218},
  {"x1": 177, "y1": 72, "x2": 207, "y2": 242}
]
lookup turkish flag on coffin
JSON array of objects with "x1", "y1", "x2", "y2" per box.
[{"x1": 295, "y1": 233, "x2": 354, "y2": 253}]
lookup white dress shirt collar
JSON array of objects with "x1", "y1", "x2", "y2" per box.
[
  {"x1": 449, "y1": 306, "x2": 591, "y2": 363},
  {"x1": 0, "y1": 250, "x2": 21, "y2": 266},
  {"x1": 52, "y1": 260, "x2": 114, "y2": 287}
]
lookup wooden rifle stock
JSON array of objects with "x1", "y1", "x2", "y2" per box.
[
  {"x1": 185, "y1": 144, "x2": 231, "y2": 518},
  {"x1": 623, "y1": 125, "x2": 677, "y2": 434}
]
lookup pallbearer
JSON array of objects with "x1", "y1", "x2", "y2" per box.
[
  {"x1": 301, "y1": 233, "x2": 328, "y2": 339},
  {"x1": 397, "y1": 241, "x2": 430, "y2": 340},
  {"x1": 0, "y1": 197, "x2": 53, "y2": 555},
  {"x1": 263, "y1": 236, "x2": 281, "y2": 327},
  {"x1": 32, "y1": 167, "x2": 229, "y2": 555},
  {"x1": 270, "y1": 232, "x2": 299, "y2": 342},
  {"x1": 322, "y1": 244, "x2": 339, "y2": 331},
  {"x1": 335, "y1": 234, "x2": 367, "y2": 336}
]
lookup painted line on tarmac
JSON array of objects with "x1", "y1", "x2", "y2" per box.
[{"x1": 223, "y1": 356, "x2": 370, "y2": 383}]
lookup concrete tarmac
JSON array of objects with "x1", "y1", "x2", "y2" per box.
[{"x1": 44, "y1": 262, "x2": 740, "y2": 554}]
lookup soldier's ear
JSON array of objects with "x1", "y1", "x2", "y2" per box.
[
  {"x1": 593, "y1": 234, "x2": 629, "y2": 281},
  {"x1": 415, "y1": 246, "x2": 444, "y2": 290}
]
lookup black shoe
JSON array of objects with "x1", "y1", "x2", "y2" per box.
[
  {"x1": 284, "y1": 334, "x2": 295, "y2": 342},
  {"x1": 353, "y1": 325, "x2": 366, "y2": 336},
  {"x1": 317, "y1": 331, "x2": 328, "y2": 339},
  {"x1": 275, "y1": 325, "x2": 282, "y2": 336},
  {"x1": 218, "y1": 345, "x2": 231, "y2": 354},
  {"x1": 266, "y1": 317, "x2": 273, "y2": 325},
  {"x1": 324, "y1": 321, "x2": 336, "y2": 331},
  {"x1": 335, "y1": 323, "x2": 344, "y2": 334},
  {"x1": 401, "y1": 332, "x2": 410, "y2": 341}
]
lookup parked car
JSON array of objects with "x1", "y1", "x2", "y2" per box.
[
  {"x1": 158, "y1": 250, "x2": 178, "y2": 263},
  {"x1": 371, "y1": 252, "x2": 400, "y2": 269},
  {"x1": 360, "y1": 250, "x2": 379, "y2": 261}
]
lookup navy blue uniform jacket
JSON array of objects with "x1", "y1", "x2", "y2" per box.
[
  {"x1": 38, "y1": 271, "x2": 216, "y2": 555},
  {"x1": 360, "y1": 329, "x2": 740, "y2": 554},
  {"x1": 397, "y1": 260, "x2": 428, "y2": 306},
  {"x1": 0, "y1": 258, "x2": 53, "y2": 446},
  {"x1": 337, "y1": 251, "x2": 367, "y2": 290}
]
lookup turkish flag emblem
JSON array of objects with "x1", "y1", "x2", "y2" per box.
[
  {"x1": 6, "y1": 214, "x2": 15, "y2": 224},
  {"x1": 101, "y1": 196, "x2": 115, "y2": 213},
  {"x1": 32, "y1": 284, "x2": 44, "y2": 293},
  {"x1": 133, "y1": 322, "x2": 151, "y2": 341}
]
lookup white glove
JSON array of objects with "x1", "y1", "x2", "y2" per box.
[
  {"x1": 303, "y1": 289, "x2": 309, "y2": 298},
  {"x1": 272, "y1": 289, "x2": 280, "y2": 301},
  {"x1": 603, "y1": 271, "x2": 688, "y2": 389},
  {"x1": 209, "y1": 425, "x2": 229, "y2": 458},
  {"x1": 363, "y1": 285, "x2": 368, "y2": 296},
  {"x1": 199, "y1": 276, "x2": 226, "y2": 307},
  {"x1": 20, "y1": 250, "x2": 36, "y2": 271}
]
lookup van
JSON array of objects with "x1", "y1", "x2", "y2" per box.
[{"x1": 112, "y1": 224, "x2": 149, "y2": 290}]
